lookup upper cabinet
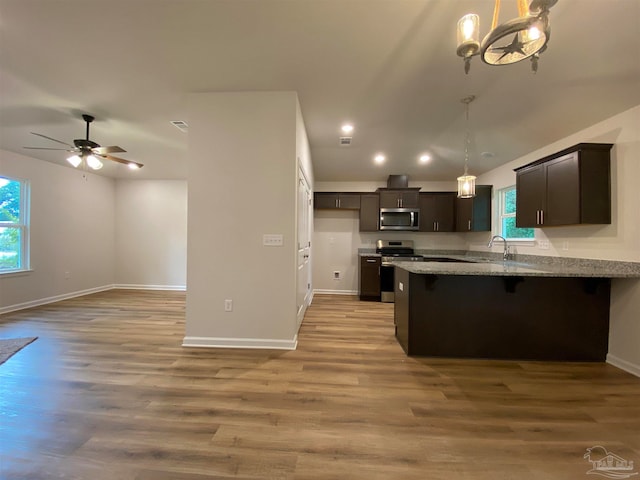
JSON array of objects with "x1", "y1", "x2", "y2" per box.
[
  {"x1": 455, "y1": 185, "x2": 492, "y2": 232},
  {"x1": 314, "y1": 192, "x2": 361, "y2": 210},
  {"x1": 419, "y1": 192, "x2": 456, "y2": 232},
  {"x1": 359, "y1": 193, "x2": 380, "y2": 232},
  {"x1": 515, "y1": 143, "x2": 613, "y2": 228},
  {"x1": 379, "y1": 189, "x2": 420, "y2": 209}
]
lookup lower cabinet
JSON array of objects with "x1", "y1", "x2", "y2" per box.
[
  {"x1": 359, "y1": 256, "x2": 381, "y2": 300},
  {"x1": 394, "y1": 267, "x2": 611, "y2": 361}
]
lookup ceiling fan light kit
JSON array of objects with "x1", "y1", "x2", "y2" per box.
[
  {"x1": 24, "y1": 113, "x2": 143, "y2": 172},
  {"x1": 457, "y1": 0, "x2": 557, "y2": 74}
]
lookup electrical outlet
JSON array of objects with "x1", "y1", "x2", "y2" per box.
[
  {"x1": 224, "y1": 299, "x2": 233, "y2": 312},
  {"x1": 64, "y1": 271, "x2": 71, "y2": 279},
  {"x1": 333, "y1": 271, "x2": 341, "y2": 280},
  {"x1": 538, "y1": 240, "x2": 550, "y2": 250}
]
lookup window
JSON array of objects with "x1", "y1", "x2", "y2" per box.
[
  {"x1": 498, "y1": 185, "x2": 534, "y2": 240},
  {"x1": 0, "y1": 176, "x2": 30, "y2": 273}
]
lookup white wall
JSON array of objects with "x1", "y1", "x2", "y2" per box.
[
  {"x1": 115, "y1": 180, "x2": 187, "y2": 289},
  {"x1": 185, "y1": 91, "x2": 301, "y2": 349},
  {"x1": 476, "y1": 105, "x2": 640, "y2": 375},
  {"x1": 313, "y1": 180, "x2": 468, "y2": 293},
  {"x1": 475, "y1": 106, "x2": 640, "y2": 262},
  {"x1": 0, "y1": 150, "x2": 116, "y2": 312}
]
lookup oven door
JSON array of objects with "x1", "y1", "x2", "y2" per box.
[{"x1": 380, "y1": 264, "x2": 395, "y2": 303}]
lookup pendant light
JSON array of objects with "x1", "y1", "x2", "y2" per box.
[
  {"x1": 457, "y1": 95, "x2": 476, "y2": 199},
  {"x1": 456, "y1": 0, "x2": 557, "y2": 74}
]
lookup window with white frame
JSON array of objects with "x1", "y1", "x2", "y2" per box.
[
  {"x1": 498, "y1": 185, "x2": 534, "y2": 240},
  {"x1": 0, "y1": 176, "x2": 30, "y2": 273}
]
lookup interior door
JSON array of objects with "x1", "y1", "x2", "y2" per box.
[{"x1": 296, "y1": 166, "x2": 312, "y2": 325}]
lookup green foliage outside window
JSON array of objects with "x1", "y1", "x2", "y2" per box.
[
  {"x1": 0, "y1": 177, "x2": 24, "y2": 270},
  {"x1": 500, "y1": 186, "x2": 534, "y2": 240}
]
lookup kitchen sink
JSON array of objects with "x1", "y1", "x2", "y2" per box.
[{"x1": 421, "y1": 257, "x2": 480, "y2": 263}]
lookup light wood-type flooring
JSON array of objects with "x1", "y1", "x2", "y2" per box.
[{"x1": 1, "y1": 290, "x2": 639, "y2": 479}]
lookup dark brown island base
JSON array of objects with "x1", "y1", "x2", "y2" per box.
[{"x1": 393, "y1": 259, "x2": 639, "y2": 362}]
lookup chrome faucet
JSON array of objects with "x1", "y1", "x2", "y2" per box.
[{"x1": 488, "y1": 235, "x2": 511, "y2": 261}]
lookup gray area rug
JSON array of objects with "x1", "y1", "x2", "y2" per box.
[{"x1": 0, "y1": 337, "x2": 37, "y2": 365}]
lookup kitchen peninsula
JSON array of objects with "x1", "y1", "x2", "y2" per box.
[{"x1": 393, "y1": 257, "x2": 640, "y2": 362}]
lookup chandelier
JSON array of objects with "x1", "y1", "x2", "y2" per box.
[
  {"x1": 456, "y1": 0, "x2": 557, "y2": 74},
  {"x1": 457, "y1": 95, "x2": 476, "y2": 199}
]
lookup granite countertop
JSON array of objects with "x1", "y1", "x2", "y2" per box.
[
  {"x1": 357, "y1": 248, "x2": 640, "y2": 278},
  {"x1": 394, "y1": 257, "x2": 640, "y2": 278}
]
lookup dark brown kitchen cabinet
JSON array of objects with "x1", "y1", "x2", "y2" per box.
[
  {"x1": 515, "y1": 143, "x2": 613, "y2": 227},
  {"x1": 359, "y1": 193, "x2": 380, "y2": 232},
  {"x1": 419, "y1": 192, "x2": 456, "y2": 232},
  {"x1": 359, "y1": 256, "x2": 381, "y2": 300},
  {"x1": 455, "y1": 185, "x2": 492, "y2": 232},
  {"x1": 314, "y1": 192, "x2": 361, "y2": 210},
  {"x1": 378, "y1": 189, "x2": 420, "y2": 208}
]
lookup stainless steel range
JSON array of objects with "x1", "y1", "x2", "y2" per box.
[{"x1": 376, "y1": 240, "x2": 423, "y2": 302}]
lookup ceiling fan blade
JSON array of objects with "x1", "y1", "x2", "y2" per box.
[
  {"x1": 24, "y1": 146, "x2": 74, "y2": 151},
  {"x1": 92, "y1": 145, "x2": 126, "y2": 155},
  {"x1": 98, "y1": 154, "x2": 144, "y2": 169},
  {"x1": 30, "y1": 132, "x2": 75, "y2": 148}
]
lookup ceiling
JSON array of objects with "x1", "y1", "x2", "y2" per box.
[{"x1": 1, "y1": 1, "x2": 639, "y2": 182}]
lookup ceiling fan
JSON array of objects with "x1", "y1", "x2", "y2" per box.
[{"x1": 24, "y1": 114, "x2": 143, "y2": 170}]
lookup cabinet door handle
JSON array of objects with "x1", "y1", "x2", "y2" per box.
[
  {"x1": 433, "y1": 221, "x2": 437, "y2": 231},
  {"x1": 468, "y1": 220, "x2": 471, "y2": 231},
  {"x1": 540, "y1": 210, "x2": 544, "y2": 225},
  {"x1": 366, "y1": 259, "x2": 377, "y2": 263},
  {"x1": 536, "y1": 210, "x2": 539, "y2": 225}
]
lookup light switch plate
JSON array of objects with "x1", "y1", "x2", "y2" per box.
[{"x1": 263, "y1": 234, "x2": 284, "y2": 246}]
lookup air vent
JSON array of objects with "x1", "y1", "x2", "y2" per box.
[
  {"x1": 339, "y1": 136, "x2": 352, "y2": 146},
  {"x1": 170, "y1": 120, "x2": 189, "y2": 132}
]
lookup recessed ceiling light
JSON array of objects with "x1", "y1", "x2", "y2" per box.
[
  {"x1": 419, "y1": 154, "x2": 431, "y2": 164},
  {"x1": 374, "y1": 153, "x2": 385, "y2": 164},
  {"x1": 341, "y1": 124, "x2": 354, "y2": 134}
]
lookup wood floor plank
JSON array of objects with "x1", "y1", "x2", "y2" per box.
[{"x1": 1, "y1": 290, "x2": 639, "y2": 479}]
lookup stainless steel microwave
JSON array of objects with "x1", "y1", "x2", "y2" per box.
[{"x1": 379, "y1": 208, "x2": 420, "y2": 231}]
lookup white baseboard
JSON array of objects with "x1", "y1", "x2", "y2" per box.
[
  {"x1": 0, "y1": 284, "x2": 114, "y2": 315},
  {"x1": 606, "y1": 354, "x2": 640, "y2": 378},
  {"x1": 313, "y1": 289, "x2": 358, "y2": 296},
  {"x1": 114, "y1": 284, "x2": 186, "y2": 291},
  {"x1": 182, "y1": 335, "x2": 298, "y2": 350},
  {"x1": 0, "y1": 284, "x2": 187, "y2": 315}
]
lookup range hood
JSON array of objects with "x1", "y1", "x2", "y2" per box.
[{"x1": 386, "y1": 175, "x2": 409, "y2": 189}]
